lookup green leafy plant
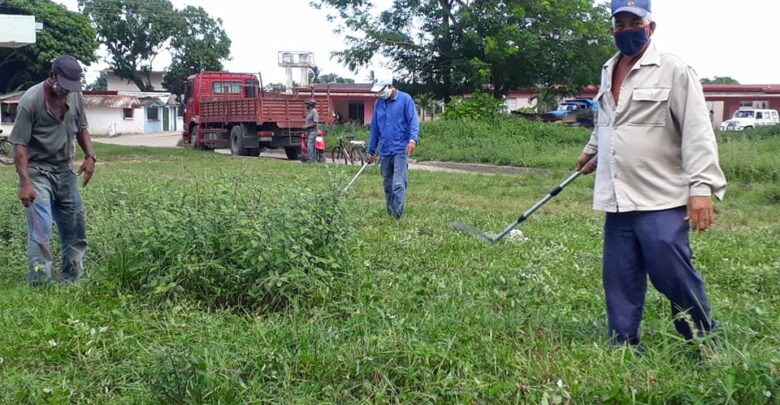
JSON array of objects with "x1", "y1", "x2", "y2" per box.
[
  {"x1": 102, "y1": 177, "x2": 351, "y2": 312},
  {"x1": 442, "y1": 92, "x2": 504, "y2": 121}
]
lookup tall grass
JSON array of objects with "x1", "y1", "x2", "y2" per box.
[{"x1": 0, "y1": 124, "x2": 777, "y2": 403}]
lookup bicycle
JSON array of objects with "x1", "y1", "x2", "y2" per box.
[
  {"x1": 331, "y1": 134, "x2": 366, "y2": 165},
  {"x1": 0, "y1": 130, "x2": 13, "y2": 165}
]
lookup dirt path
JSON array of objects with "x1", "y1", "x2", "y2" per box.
[{"x1": 93, "y1": 132, "x2": 545, "y2": 176}]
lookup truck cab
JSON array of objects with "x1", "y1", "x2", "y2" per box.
[{"x1": 183, "y1": 72, "x2": 258, "y2": 146}]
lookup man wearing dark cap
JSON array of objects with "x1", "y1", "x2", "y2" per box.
[
  {"x1": 9, "y1": 55, "x2": 96, "y2": 286},
  {"x1": 574, "y1": 0, "x2": 726, "y2": 349}
]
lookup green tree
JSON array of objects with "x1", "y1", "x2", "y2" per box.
[
  {"x1": 0, "y1": 0, "x2": 98, "y2": 93},
  {"x1": 311, "y1": 0, "x2": 613, "y2": 100},
  {"x1": 308, "y1": 65, "x2": 322, "y2": 84},
  {"x1": 162, "y1": 5, "x2": 231, "y2": 98},
  {"x1": 701, "y1": 76, "x2": 739, "y2": 84},
  {"x1": 265, "y1": 83, "x2": 287, "y2": 92},
  {"x1": 79, "y1": 0, "x2": 179, "y2": 91},
  {"x1": 414, "y1": 92, "x2": 440, "y2": 121},
  {"x1": 318, "y1": 73, "x2": 355, "y2": 84},
  {"x1": 87, "y1": 71, "x2": 108, "y2": 90},
  {"x1": 442, "y1": 92, "x2": 503, "y2": 120}
]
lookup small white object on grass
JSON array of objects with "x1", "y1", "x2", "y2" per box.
[{"x1": 507, "y1": 229, "x2": 529, "y2": 242}]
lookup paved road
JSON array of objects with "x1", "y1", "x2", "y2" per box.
[
  {"x1": 93, "y1": 132, "x2": 544, "y2": 176},
  {"x1": 93, "y1": 132, "x2": 181, "y2": 148}
]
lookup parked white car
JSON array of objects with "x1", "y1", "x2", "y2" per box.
[{"x1": 720, "y1": 108, "x2": 780, "y2": 131}]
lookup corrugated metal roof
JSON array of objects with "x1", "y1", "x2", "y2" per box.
[
  {"x1": 139, "y1": 97, "x2": 166, "y2": 107},
  {"x1": 83, "y1": 95, "x2": 141, "y2": 109},
  {"x1": 0, "y1": 91, "x2": 24, "y2": 104}
]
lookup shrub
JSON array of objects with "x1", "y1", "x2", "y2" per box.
[
  {"x1": 442, "y1": 92, "x2": 504, "y2": 121},
  {"x1": 101, "y1": 176, "x2": 351, "y2": 313}
]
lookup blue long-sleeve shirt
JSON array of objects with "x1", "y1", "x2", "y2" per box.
[{"x1": 367, "y1": 89, "x2": 419, "y2": 157}]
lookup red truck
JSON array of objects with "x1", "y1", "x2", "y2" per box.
[{"x1": 182, "y1": 71, "x2": 331, "y2": 159}]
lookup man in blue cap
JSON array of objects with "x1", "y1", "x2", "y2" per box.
[
  {"x1": 575, "y1": 1, "x2": 726, "y2": 349},
  {"x1": 366, "y1": 78, "x2": 419, "y2": 219},
  {"x1": 9, "y1": 55, "x2": 96, "y2": 286}
]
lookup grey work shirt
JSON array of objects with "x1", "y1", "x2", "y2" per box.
[
  {"x1": 305, "y1": 109, "x2": 319, "y2": 135},
  {"x1": 583, "y1": 41, "x2": 727, "y2": 213},
  {"x1": 9, "y1": 82, "x2": 89, "y2": 172}
]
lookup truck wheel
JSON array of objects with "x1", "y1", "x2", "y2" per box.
[
  {"x1": 190, "y1": 126, "x2": 212, "y2": 151},
  {"x1": 230, "y1": 125, "x2": 248, "y2": 156},
  {"x1": 246, "y1": 148, "x2": 261, "y2": 157},
  {"x1": 285, "y1": 147, "x2": 301, "y2": 160}
]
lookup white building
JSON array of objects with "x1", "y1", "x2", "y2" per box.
[
  {"x1": 0, "y1": 91, "x2": 23, "y2": 135},
  {"x1": 83, "y1": 91, "x2": 181, "y2": 136}
]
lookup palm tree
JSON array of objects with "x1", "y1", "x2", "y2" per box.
[
  {"x1": 415, "y1": 93, "x2": 437, "y2": 121},
  {"x1": 308, "y1": 65, "x2": 321, "y2": 84}
]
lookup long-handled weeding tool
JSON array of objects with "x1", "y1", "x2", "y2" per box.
[
  {"x1": 343, "y1": 162, "x2": 370, "y2": 192},
  {"x1": 454, "y1": 156, "x2": 596, "y2": 243}
]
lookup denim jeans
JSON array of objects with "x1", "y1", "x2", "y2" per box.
[
  {"x1": 306, "y1": 130, "x2": 317, "y2": 162},
  {"x1": 379, "y1": 154, "x2": 408, "y2": 219},
  {"x1": 24, "y1": 169, "x2": 87, "y2": 285}
]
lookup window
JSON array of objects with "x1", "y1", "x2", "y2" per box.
[
  {"x1": 185, "y1": 81, "x2": 193, "y2": 101},
  {"x1": 739, "y1": 101, "x2": 753, "y2": 108},
  {"x1": 212, "y1": 81, "x2": 241, "y2": 94},
  {"x1": 756, "y1": 112, "x2": 763, "y2": 119},
  {"x1": 147, "y1": 107, "x2": 159, "y2": 121},
  {"x1": 245, "y1": 80, "x2": 258, "y2": 98},
  {"x1": 123, "y1": 108, "x2": 134, "y2": 119},
  {"x1": 1, "y1": 104, "x2": 17, "y2": 123}
]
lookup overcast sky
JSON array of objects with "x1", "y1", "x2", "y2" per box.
[{"x1": 53, "y1": 0, "x2": 779, "y2": 85}]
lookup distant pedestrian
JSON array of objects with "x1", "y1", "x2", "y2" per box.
[{"x1": 304, "y1": 99, "x2": 320, "y2": 163}]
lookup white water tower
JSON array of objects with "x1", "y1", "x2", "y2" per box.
[{"x1": 278, "y1": 51, "x2": 314, "y2": 92}]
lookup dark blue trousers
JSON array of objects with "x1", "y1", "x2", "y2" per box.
[{"x1": 603, "y1": 207, "x2": 716, "y2": 346}]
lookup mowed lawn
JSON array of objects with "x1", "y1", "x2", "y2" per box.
[{"x1": 0, "y1": 120, "x2": 778, "y2": 404}]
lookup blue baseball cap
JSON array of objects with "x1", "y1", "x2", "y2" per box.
[{"x1": 611, "y1": 0, "x2": 651, "y2": 17}]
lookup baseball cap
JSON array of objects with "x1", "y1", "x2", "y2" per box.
[
  {"x1": 611, "y1": 0, "x2": 651, "y2": 17},
  {"x1": 370, "y1": 77, "x2": 393, "y2": 93},
  {"x1": 51, "y1": 55, "x2": 83, "y2": 92}
]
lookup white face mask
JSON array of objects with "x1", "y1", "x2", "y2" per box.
[{"x1": 377, "y1": 86, "x2": 392, "y2": 100}]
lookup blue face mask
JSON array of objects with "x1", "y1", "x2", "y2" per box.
[{"x1": 614, "y1": 27, "x2": 650, "y2": 56}]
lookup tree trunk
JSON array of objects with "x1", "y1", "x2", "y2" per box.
[
  {"x1": 438, "y1": 0, "x2": 454, "y2": 102},
  {"x1": 129, "y1": 74, "x2": 152, "y2": 92}
]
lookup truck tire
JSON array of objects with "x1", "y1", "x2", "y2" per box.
[
  {"x1": 190, "y1": 126, "x2": 212, "y2": 151},
  {"x1": 230, "y1": 125, "x2": 248, "y2": 156},
  {"x1": 285, "y1": 147, "x2": 301, "y2": 160},
  {"x1": 246, "y1": 148, "x2": 261, "y2": 157}
]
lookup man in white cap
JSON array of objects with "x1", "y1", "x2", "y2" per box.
[
  {"x1": 366, "y1": 78, "x2": 419, "y2": 219},
  {"x1": 9, "y1": 55, "x2": 96, "y2": 286},
  {"x1": 575, "y1": 0, "x2": 726, "y2": 349}
]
